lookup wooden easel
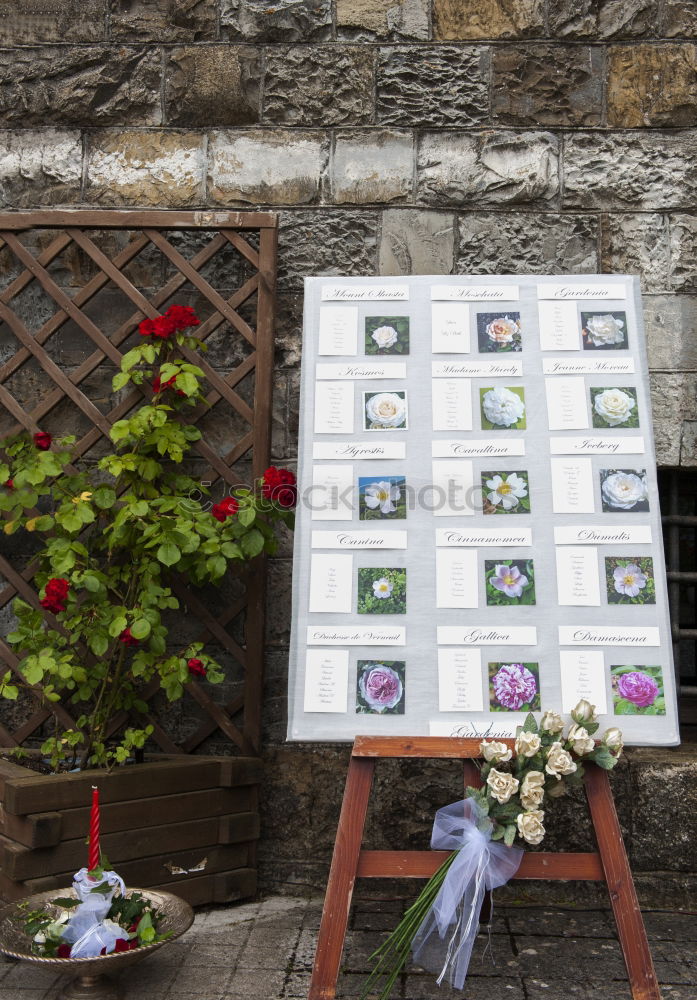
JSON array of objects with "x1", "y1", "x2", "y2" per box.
[{"x1": 308, "y1": 736, "x2": 660, "y2": 1000}]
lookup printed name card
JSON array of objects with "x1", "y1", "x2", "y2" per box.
[
  {"x1": 310, "y1": 465, "x2": 353, "y2": 521},
  {"x1": 432, "y1": 285, "x2": 520, "y2": 301},
  {"x1": 545, "y1": 377, "x2": 589, "y2": 431},
  {"x1": 543, "y1": 358, "x2": 635, "y2": 375},
  {"x1": 537, "y1": 283, "x2": 628, "y2": 300},
  {"x1": 430, "y1": 719, "x2": 523, "y2": 738},
  {"x1": 538, "y1": 300, "x2": 579, "y2": 351},
  {"x1": 432, "y1": 460, "x2": 475, "y2": 517},
  {"x1": 559, "y1": 650, "x2": 607, "y2": 714},
  {"x1": 432, "y1": 439, "x2": 525, "y2": 458},
  {"x1": 312, "y1": 530, "x2": 408, "y2": 549},
  {"x1": 303, "y1": 650, "x2": 349, "y2": 713},
  {"x1": 308, "y1": 554, "x2": 353, "y2": 614},
  {"x1": 437, "y1": 626, "x2": 537, "y2": 646},
  {"x1": 432, "y1": 360, "x2": 523, "y2": 378},
  {"x1": 316, "y1": 362, "x2": 407, "y2": 380},
  {"x1": 321, "y1": 284, "x2": 409, "y2": 301},
  {"x1": 436, "y1": 528, "x2": 532, "y2": 547},
  {"x1": 436, "y1": 549, "x2": 478, "y2": 608},
  {"x1": 432, "y1": 379, "x2": 473, "y2": 432},
  {"x1": 549, "y1": 436, "x2": 646, "y2": 456},
  {"x1": 554, "y1": 525, "x2": 652, "y2": 545},
  {"x1": 555, "y1": 547, "x2": 601, "y2": 606},
  {"x1": 318, "y1": 306, "x2": 358, "y2": 355},
  {"x1": 314, "y1": 381, "x2": 354, "y2": 434},
  {"x1": 438, "y1": 649, "x2": 484, "y2": 712},
  {"x1": 313, "y1": 441, "x2": 406, "y2": 460},
  {"x1": 306, "y1": 626, "x2": 406, "y2": 646},
  {"x1": 558, "y1": 626, "x2": 661, "y2": 646},
  {"x1": 550, "y1": 457, "x2": 595, "y2": 513},
  {"x1": 431, "y1": 302, "x2": 470, "y2": 353}
]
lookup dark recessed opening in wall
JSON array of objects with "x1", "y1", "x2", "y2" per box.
[{"x1": 659, "y1": 468, "x2": 697, "y2": 742}]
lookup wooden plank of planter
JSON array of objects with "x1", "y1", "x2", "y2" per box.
[
  {"x1": 0, "y1": 787, "x2": 253, "y2": 849},
  {"x1": 1, "y1": 812, "x2": 260, "y2": 880},
  {"x1": 2, "y1": 756, "x2": 262, "y2": 815},
  {"x1": 164, "y1": 868, "x2": 258, "y2": 907}
]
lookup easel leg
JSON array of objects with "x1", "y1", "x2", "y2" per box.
[
  {"x1": 309, "y1": 755, "x2": 376, "y2": 1000},
  {"x1": 584, "y1": 764, "x2": 661, "y2": 1000}
]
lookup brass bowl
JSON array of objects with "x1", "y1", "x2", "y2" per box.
[{"x1": 0, "y1": 887, "x2": 194, "y2": 1000}]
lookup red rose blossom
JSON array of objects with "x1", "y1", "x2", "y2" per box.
[
  {"x1": 262, "y1": 466, "x2": 297, "y2": 509},
  {"x1": 33, "y1": 432, "x2": 52, "y2": 450},
  {"x1": 113, "y1": 937, "x2": 138, "y2": 953},
  {"x1": 4, "y1": 478, "x2": 13, "y2": 490},
  {"x1": 139, "y1": 305, "x2": 200, "y2": 341},
  {"x1": 152, "y1": 374, "x2": 185, "y2": 397},
  {"x1": 40, "y1": 577, "x2": 70, "y2": 614},
  {"x1": 187, "y1": 658, "x2": 206, "y2": 677},
  {"x1": 166, "y1": 304, "x2": 200, "y2": 331},
  {"x1": 119, "y1": 628, "x2": 139, "y2": 647},
  {"x1": 57, "y1": 944, "x2": 72, "y2": 958},
  {"x1": 211, "y1": 496, "x2": 239, "y2": 522}
]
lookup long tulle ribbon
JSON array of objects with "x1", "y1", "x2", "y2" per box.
[{"x1": 411, "y1": 798, "x2": 523, "y2": 990}]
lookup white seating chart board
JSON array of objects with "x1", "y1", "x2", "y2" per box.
[{"x1": 287, "y1": 275, "x2": 679, "y2": 746}]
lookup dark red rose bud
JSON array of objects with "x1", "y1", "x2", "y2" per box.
[
  {"x1": 187, "y1": 658, "x2": 206, "y2": 677},
  {"x1": 5, "y1": 478, "x2": 14, "y2": 490},
  {"x1": 33, "y1": 432, "x2": 52, "y2": 450},
  {"x1": 211, "y1": 496, "x2": 239, "y2": 522},
  {"x1": 57, "y1": 944, "x2": 72, "y2": 958},
  {"x1": 119, "y1": 627, "x2": 139, "y2": 647},
  {"x1": 40, "y1": 578, "x2": 70, "y2": 614}
]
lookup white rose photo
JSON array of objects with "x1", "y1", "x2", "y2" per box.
[
  {"x1": 600, "y1": 468, "x2": 649, "y2": 512},
  {"x1": 364, "y1": 315, "x2": 409, "y2": 355},
  {"x1": 591, "y1": 386, "x2": 639, "y2": 428},
  {"x1": 581, "y1": 310, "x2": 628, "y2": 350},
  {"x1": 476, "y1": 311, "x2": 522, "y2": 353},
  {"x1": 363, "y1": 390, "x2": 408, "y2": 431},
  {"x1": 480, "y1": 385, "x2": 526, "y2": 430}
]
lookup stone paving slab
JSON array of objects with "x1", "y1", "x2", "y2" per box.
[{"x1": 0, "y1": 895, "x2": 695, "y2": 999}]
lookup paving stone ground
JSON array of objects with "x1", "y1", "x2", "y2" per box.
[{"x1": 0, "y1": 895, "x2": 695, "y2": 1000}]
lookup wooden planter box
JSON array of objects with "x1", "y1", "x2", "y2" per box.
[{"x1": 0, "y1": 753, "x2": 262, "y2": 907}]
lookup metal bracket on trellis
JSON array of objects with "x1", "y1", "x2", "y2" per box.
[{"x1": 0, "y1": 210, "x2": 278, "y2": 758}]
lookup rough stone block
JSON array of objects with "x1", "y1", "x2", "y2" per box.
[
  {"x1": 377, "y1": 46, "x2": 488, "y2": 127},
  {"x1": 165, "y1": 46, "x2": 261, "y2": 127},
  {"x1": 492, "y1": 45, "x2": 603, "y2": 126},
  {"x1": 563, "y1": 133, "x2": 697, "y2": 210},
  {"x1": 331, "y1": 130, "x2": 412, "y2": 205},
  {"x1": 86, "y1": 131, "x2": 204, "y2": 207},
  {"x1": 608, "y1": 44, "x2": 697, "y2": 127},
  {"x1": 207, "y1": 130, "x2": 327, "y2": 206},
  {"x1": 0, "y1": 129, "x2": 82, "y2": 208},
  {"x1": 277, "y1": 209, "x2": 378, "y2": 294},
  {"x1": 670, "y1": 214, "x2": 697, "y2": 292},
  {"x1": 109, "y1": 0, "x2": 217, "y2": 40},
  {"x1": 456, "y1": 212, "x2": 598, "y2": 274},
  {"x1": 336, "y1": 0, "x2": 429, "y2": 39},
  {"x1": 631, "y1": 749, "x2": 697, "y2": 870},
  {"x1": 379, "y1": 209, "x2": 455, "y2": 275},
  {"x1": 263, "y1": 46, "x2": 374, "y2": 126},
  {"x1": 549, "y1": 0, "x2": 658, "y2": 38},
  {"x1": 418, "y1": 131, "x2": 559, "y2": 207},
  {"x1": 600, "y1": 213, "x2": 670, "y2": 292},
  {"x1": 433, "y1": 0, "x2": 544, "y2": 39},
  {"x1": 661, "y1": 0, "x2": 697, "y2": 37},
  {"x1": 680, "y1": 422, "x2": 697, "y2": 467},
  {"x1": 649, "y1": 372, "x2": 697, "y2": 465},
  {"x1": 643, "y1": 295, "x2": 697, "y2": 371},
  {"x1": 0, "y1": 46, "x2": 161, "y2": 127},
  {"x1": 0, "y1": 0, "x2": 105, "y2": 42},
  {"x1": 220, "y1": 0, "x2": 332, "y2": 41}
]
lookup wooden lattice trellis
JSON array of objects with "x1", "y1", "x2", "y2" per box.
[{"x1": 0, "y1": 210, "x2": 278, "y2": 759}]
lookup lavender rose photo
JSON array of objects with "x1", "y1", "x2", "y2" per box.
[
  {"x1": 612, "y1": 665, "x2": 665, "y2": 715},
  {"x1": 489, "y1": 662, "x2": 541, "y2": 712},
  {"x1": 356, "y1": 660, "x2": 405, "y2": 715}
]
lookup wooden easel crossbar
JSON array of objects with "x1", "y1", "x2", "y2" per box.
[{"x1": 308, "y1": 736, "x2": 660, "y2": 1000}]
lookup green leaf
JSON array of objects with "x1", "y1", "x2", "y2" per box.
[
  {"x1": 240, "y1": 528, "x2": 264, "y2": 559},
  {"x1": 93, "y1": 487, "x2": 116, "y2": 510},
  {"x1": 522, "y1": 712, "x2": 539, "y2": 734},
  {"x1": 157, "y1": 542, "x2": 181, "y2": 567},
  {"x1": 22, "y1": 660, "x2": 44, "y2": 685},
  {"x1": 89, "y1": 633, "x2": 109, "y2": 657},
  {"x1": 120, "y1": 348, "x2": 141, "y2": 372},
  {"x1": 238, "y1": 506, "x2": 255, "y2": 528},
  {"x1": 112, "y1": 371, "x2": 130, "y2": 391},
  {"x1": 129, "y1": 619, "x2": 151, "y2": 640},
  {"x1": 110, "y1": 420, "x2": 131, "y2": 442},
  {"x1": 108, "y1": 616, "x2": 128, "y2": 638},
  {"x1": 175, "y1": 372, "x2": 198, "y2": 396},
  {"x1": 503, "y1": 824, "x2": 517, "y2": 847},
  {"x1": 206, "y1": 554, "x2": 226, "y2": 578}
]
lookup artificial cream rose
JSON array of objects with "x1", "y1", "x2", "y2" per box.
[
  {"x1": 593, "y1": 388, "x2": 635, "y2": 426},
  {"x1": 520, "y1": 770, "x2": 545, "y2": 810},
  {"x1": 486, "y1": 767, "x2": 520, "y2": 804},
  {"x1": 571, "y1": 699, "x2": 597, "y2": 724},
  {"x1": 585, "y1": 313, "x2": 625, "y2": 347},
  {"x1": 601, "y1": 471, "x2": 648, "y2": 511},
  {"x1": 486, "y1": 316, "x2": 519, "y2": 347},
  {"x1": 603, "y1": 727, "x2": 624, "y2": 752},
  {"x1": 545, "y1": 741, "x2": 577, "y2": 780},
  {"x1": 481, "y1": 386, "x2": 525, "y2": 427},
  {"x1": 480, "y1": 739, "x2": 513, "y2": 763},
  {"x1": 517, "y1": 809, "x2": 546, "y2": 846},
  {"x1": 540, "y1": 710, "x2": 564, "y2": 735},
  {"x1": 365, "y1": 392, "x2": 406, "y2": 429},
  {"x1": 568, "y1": 723, "x2": 595, "y2": 756},
  {"x1": 371, "y1": 325, "x2": 399, "y2": 350},
  {"x1": 514, "y1": 731, "x2": 541, "y2": 758}
]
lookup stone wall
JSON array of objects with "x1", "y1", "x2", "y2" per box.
[{"x1": 1, "y1": 1, "x2": 697, "y2": 902}]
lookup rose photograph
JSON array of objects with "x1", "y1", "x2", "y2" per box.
[
  {"x1": 612, "y1": 665, "x2": 665, "y2": 715},
  {"x1": 480, "y1": 386, "x2": 526, "y2": 430},
  {"x1": 356, "y1": 660, "x2": 405, "y2": 715},
  {"x1": 364, "y1": 390, "x2": 408, "y2": 431},
  {"x1": 476, "y1": 312, "x2": 522, "y2": 353},
  {"x1": 581, "y1": 311, "x2": 629, "y2": 350},
  {"x1": 357, "y1": 567, "x2": 407, "y2": 614},
  {"x1": 605, "y1": 556, "x2": 656, "y2": 605},
  {"x1": 365, "y1": 316, "x2": 409, "y2": 355},
  {"x1": 600, "y1": 469, "x2": 649, "y2": 513},
  {"x1": 591, "y1": 386, "x2": 639, "y2": 428},
  {"x1": 481, "y1": 470, "x2": 530, "y2": 515},
  {"x1": 485, "y1": 559, "x2": 536, "y2": 606},
  {"x1": 359, "y1": 476, "x2": 407, "y2": 520},
  {"x1": 489, "y1": 661, "x2": 540, "y2": 712}
]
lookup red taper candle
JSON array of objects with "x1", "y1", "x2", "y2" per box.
[{"x1": 88, "y1": 785, "x2": 100, "y2": 872}]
